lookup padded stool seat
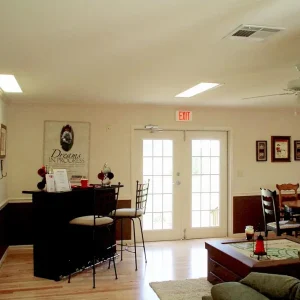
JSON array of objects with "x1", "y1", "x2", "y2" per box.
[
  {"x1": 113, "y1": 208, "x2": 143, "y2": 217},
  {"x1": 70, "y1": 216, "x2": 113, "y2": 226}
]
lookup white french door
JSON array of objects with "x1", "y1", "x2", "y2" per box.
[{"x1": 132, "y1": 129, "x2": 228, "y2": 241}]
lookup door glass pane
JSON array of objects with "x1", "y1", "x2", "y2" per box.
[
  {"x1": 192, "y1": 140, "x2": 201, "y2": 156},
  {"x1": 163, "y1": 194, "x2": 172, "y2": 211},
  {"x1": 143, "y1": 140, "x2": 152, "y2": 156},
  {"x1": 201, "y1": 211, "x2": 210, "y2": 227},
  {"x1": 143, "y1": 139, "x2": 174, "y2": 231},
  {"x1": 153, "y1": 194, "x2": 163, "y2": 212},
  {"x1": 211, "y1": 157, "x2": 219, "y2": 174},
  {"x1": 143, "y1": 213, "x2": 152, "y2": 230},
  {"x1": 153, "y1": 213, "x2": 163, "y2": 229},
  {"x1": 153, "y1": 140, "x2": 162, "y2": 156},
  {"x1": 201, "y1": 140, "x2": 210, "y2": 156},
  {"x1": 192, "y1": 193, "x2": 200, "y2": 210},
  {"x1": 146, "y1": 194, "x2": 153, "y2": 213},
  {"x1": 153, "y1": 176, "x2": 163, "y2": 193},
  {"x1": 201, "y1": 175, "x2": 210, "y2": 192},
  {"x1": 192, "y1": 175, "x2": 201, "y2": 192},
  {"x1": 211, "y1": 175, "x2": 219, "y2": 192},
  {"x1": 211, "y1": 193, "x2": 219, "y2": 210},
  {"x1": 163, "y1": 176, "x2": 172, "y2": 193},
  {"x1": 200, "y1": 193, "x2": 210, "y2": 210},
  {"x1": 192, "y1": 157, "x2": 201, "y2": 174},
  {"x1": 163, "y1": 212, "x2": 172, "y2": 229},
  {"x1": 201, "y1": 157, "x2": 210, "y2": 174},
  {"x1": 153, "y1": 157, "x2": 163, "y2": 175},
  {"x1": 163, "y1": 157, "x2": 172, "y2": 175},
  {"x1": 191, "y1": 139, "x2": 221, "y2": 228},
  {"x1": 143, "y1": 157, "x2": 152, "y2": 175}
]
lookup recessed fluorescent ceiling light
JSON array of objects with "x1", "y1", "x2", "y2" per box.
[
  {"x1": 0, "y1": 75, "x2": 22, "y2": 93},
  {"x1": 176, "y1": 82, "x2": 221, "y2": 98}
]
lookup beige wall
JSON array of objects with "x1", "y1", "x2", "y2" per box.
[
  {"x1": 7, "y1": 103, "x2": 300, "y2": 233},
  {"x1": 0, "y1": 94, "x2": 8, "y2": 208}
]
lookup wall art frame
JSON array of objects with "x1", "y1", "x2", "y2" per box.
[
  {"x1": 294, "y1": 140, "x2": 300, "y2": 161},
  {"x1": 43, "y1": 121, "x2": 90, "y2": 180},
  {"x1": 271, "y1": 135, "x2": 291, "y2": 162},
  {"x1": 256, "y1": 140, "x2": 267, "y2": 161},
  {"x1": 0, "y1": 124, "x2": 7, "y2": 158}
]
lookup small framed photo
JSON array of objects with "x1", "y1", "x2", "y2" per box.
[
  {"x1": 294, "y1": 140, "x2": 300, "y2": 161},
  {"x1": 256, "y1": 140, "x2": 267, "y2": 161},
  {"x1": 271, "y1": 136, "x2": 291, "y2": 162},
  {"x1": 0, "y1": 124, "x2": 7, "y2": 158}
]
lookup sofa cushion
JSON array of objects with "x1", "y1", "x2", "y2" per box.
[
  {"x1": 240, "y1": 272, "x2": 300, "y2": 300},
  {"x1": 211, "y1": 282, "x2": 269, "y2": 300}
]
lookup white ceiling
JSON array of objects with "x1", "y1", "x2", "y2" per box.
[{"x1": 1, "y1": 0, "x2": 300, "y2": 108}]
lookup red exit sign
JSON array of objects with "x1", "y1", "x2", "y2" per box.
[{"x1": 176, "y1": 110, "x2": 192, "y2": 122}]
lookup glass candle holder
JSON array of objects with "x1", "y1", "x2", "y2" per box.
[{"x1": 245, "y1": 225, "x2": 254, "y2": 240}]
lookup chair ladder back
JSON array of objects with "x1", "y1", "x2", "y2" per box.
[
  {"x1": 261, "y1": 188, "x2": 280, "y2": 229},
  {"x1": 276, "y1": 183, "x2": 299, "y2": 209},
  {"x1": 93, "y1": 183, "x2": 121, "y2": 220},
  {"x1": 135, "y1": 179, "x2": 150, "y2": 216}
]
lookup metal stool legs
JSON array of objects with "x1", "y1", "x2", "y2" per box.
[
  {"x1": 131, "y1": 218, "x2": 137, "y2": 271},
  {"x1": 138, "y1": 217, "x2": 147, "y2": 264},
  {"x1": 132, "y1": 217, "x2": 147, "y2": 271},
  {"x1": 120, "y1": 218, "x2": 123, "y2": 261},
  {"x1": 117, "y1": 216, "x2": 147, "y2": 271}
]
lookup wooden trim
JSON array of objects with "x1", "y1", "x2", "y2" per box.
[{"x1": 233, "y1": 195, "x2": 265, "y2": 234}]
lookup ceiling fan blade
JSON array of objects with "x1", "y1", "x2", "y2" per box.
[{"x1": 242, "y1": 92, "x2": 295, "y2": 100}]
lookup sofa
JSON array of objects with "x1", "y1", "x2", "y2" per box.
[{"x1": 203, "y1": 272, "x2": 300, "y2": 300}]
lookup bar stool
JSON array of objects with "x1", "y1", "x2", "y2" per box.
[
  {"x1": 68, "y1": 183, "x2": 121, "y2": 288},
  {"x1": 113, "y1": 179, "x2": 150, "y2": 271}
]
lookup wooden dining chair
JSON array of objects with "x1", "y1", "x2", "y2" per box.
[
  {"x1": 260, "y1": 188, "x2": 300, "y2": 237},
  {"x1": 276, "y1": 183, "x2": 299, "y2": 208},
  {"x1": 276, "y1": 183, "x2": 300, "y2": 220}
]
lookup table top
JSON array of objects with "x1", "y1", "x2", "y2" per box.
[
  {"x1": 205, "y1": 236, "x2": 300, "y2": 266},
  {"x1": 22, "y1": 184, "x2": 124, "y2": 194}
]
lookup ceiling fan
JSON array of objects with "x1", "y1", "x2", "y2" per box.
[
  {"x1": 242, "y1": 65, "x2": 300, "y2": 101},
  {"x1": 144, "y1": 124, "x2": 163, "y2": 133}
]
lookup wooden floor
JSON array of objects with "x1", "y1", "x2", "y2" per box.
[{"x1": 0, "y1": 239, "x2": 220, "y2": 300}]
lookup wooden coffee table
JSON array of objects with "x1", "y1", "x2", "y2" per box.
[{"x1": 205, "y1": 236, "x2": 300, "y2": 284}]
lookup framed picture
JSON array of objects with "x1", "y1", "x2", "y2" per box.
[
  {"x1": 256, "y1": 140, "x2": 267, "y2": 161},
  {"x1": 271, "y1": 136, "x2": 291, "y2": 162},
  {"x1": 294, "y1": 140, "x2": 300, "y2": 160},
  {"x1": 43, "y1": 121, "x2": 90, "y2": 180},
  {"x1": 0, "y1": 124, "x2": 7, "y2": 158}
]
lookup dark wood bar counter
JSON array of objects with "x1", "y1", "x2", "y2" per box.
[{"x1": 23, "y1": 186, "x2": 122, "y2": 281}]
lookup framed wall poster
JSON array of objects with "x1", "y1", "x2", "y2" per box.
[
  {"x1": 271, "y1": 136, "x2": 291, "y2": 162},
  {"x1": 43, "y1": 121, "x2": 90, "y2": 180},
  {"x1": 0, "y1": 124, "x2": 7, "y2": 158},
  {"x1": 294, "y1": 140, "x2": 300, "y2": 161},
  {"x1": 256, "y1": 140, "x2": 267, "y2": 161}
]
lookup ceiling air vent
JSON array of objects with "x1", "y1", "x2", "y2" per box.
[{"x1": 225, "y1": 24, "x2": 284, "y2": 41}]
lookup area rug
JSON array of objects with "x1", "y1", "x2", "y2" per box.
[{"x1": 149, "y1": 277, "x2": 212, "y2": 300}]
